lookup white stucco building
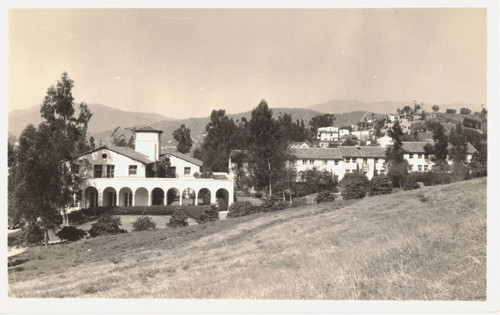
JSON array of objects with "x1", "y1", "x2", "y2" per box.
[
  {"x1": 317, "y1": 126, "x2": 339, "y2": 141},
  {"x1": 67, "y1": 126, "x2": 234, "y2": 211}
]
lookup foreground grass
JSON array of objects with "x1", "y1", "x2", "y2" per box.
[{"x1": 8, "y1": 178, "x2": 486, "y2": 299}]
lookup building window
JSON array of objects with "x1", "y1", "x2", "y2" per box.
[
  {"x1": 418, "y1": 165, "x2": 422, "y2": 171},
  {"x1": 70, "y1": 191, "x2": 81, "y2": 208},
  {"x1": 303, "y1": 159, "x2": 307, "y2": 165},
  {"x1": 71, "y1": 163, "x2": 80, "y2": 174},
  {"x1": 89, "y1": 191, "x2": 98, "y2": 208},
  {"x1": 424, "y1": 154, "x2": 429, "y2": 159},
  {"x1": 418, "y1": 153, "x2": 423, "y2": 159},
  {"x1": 309, "y1": 159, "x2": 314, "y2": 165},
  {"x1": 411, "y1": 153, "x2": 415, "y2": 159},
  {"x1": 124, "y1": 192, "x2": 133, "y2": 206},
  {"x1": 346, "y1": 169, "x2": 350, "y2": 173},
  {"x1": 184, "y1": 167, "x2": 191, "y2": 175},
  {"x1": 322, "y1": 160, "x2": 327, "y2": 165},
  {"x1": 106, "y1": 165, "x2": 115, "y2": 178},
  {"x1": 409, "y1": 165, "x2": 413, "y2": 171},
  {"x1": 363, "y1": 158, "x2": 368, "y2": 163},
  {"x1": 129, "y1": 165, "x2": 137, "y2": 175},
  {"x1": 374, "y1": 158, "x2": 379, "y2": 164},
  {"x1": 380, "y1": 169, "x2": 385, "y2": 175},
  {"x1": 424, "y1": 165, "x2": 429, "y2": 171},
  {"x1": 94, "y1": 165, "x2": 103, "y2": 178},
  {"x1": 334, "y1": 160, "x2": 339, "y2": 165}
]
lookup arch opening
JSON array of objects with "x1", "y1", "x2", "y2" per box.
[
  {"x1": 216, "y1": 188, "x2": 229, "y2": 210},
  {"x1": 135, "y1": 187, "x2": 149, "y2": 206},
  {"x1": 197, "y1": 188, "x2": 211, "y2": 205}
]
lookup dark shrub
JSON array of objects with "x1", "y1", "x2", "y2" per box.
[
  {"x1": 316, "y1": 191, "x2": 336, "y2": 203},
  {"x1": 23, "y1": 223, "x2": 44, "y2": 246},
  {"x1": 340, "y1": 173, "x2": 369, "y2": 200},
  {"x1": 254, "y1": 192, "x2": 263, "y2": 198},
  {"x1": 167, "y1": 208, "x2": 189, "y2": 228},
  {"x1": 88, "y1": 214, "x2": 127, "y2": 237},
  {"x1": 401, "y1": 174, "x2": 420, "y2": 190},
  {"x1": 80, "y1": 206, "x2": 114, "y2": 217},
  {"x1": 368, "y1": 175, "x2": 393, "y2": 196},
  {"x1": 196, "y1": 204, "x2": 219, "y2": 224},
  {"x1": 68, "y1": 211, "x2": 87, "y2": 225},
  {"x1": 227, "y1": 201, "x2": 256, "y2": 218},
  {"x1": 132, "y1": 215, "x2": 157, "y2": 232},
  {"x1": 413, "y1": 171, "x2": 453, "y2": 186},
  {"x1": 260, "y1": 196, "x2": 288, "y2": 212},
  {"x1": 56, "y1": 226, "x2": 87, "y2": 242},
  {"x1": 112, "y1": 205, "x2": 173, "y2": 216}
]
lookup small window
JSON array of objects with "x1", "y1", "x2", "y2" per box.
[
  {"x1": 334, "y1": 160, "x2": 339, "y2": 165},
  {"x1": 418, "y1": 165, "x2": 422, "y2": 171},
  {"x1": 124, "y1": 192, "x2": 133, "y2": 206},
  {"x1": 363, "y1": 158, "x2": 368, "y2": 163},
  {"x1": 424, "y1": 165, "x2": 429, "y2": 171},
  {"x1": 309, "y1": 159, "x2": 314, "y2": 165},
  {"x1": 409, "y1": 165, "x2": 413, "y2": 171},
  {"x1": 94, "y1": 165, "x2": 103, "y2": 178},
  {"x1": 411, "y1": 153, "x2": 415, "y2": 159},
  {"x1": 424, "y1": 154, "x2": 429, "y2": 159},
  {"x1": 374, "y1": 158, "x2": 379, "y2": 164},
  {"x1": 380, "y1": 170, "x2": 385, "y2": 175},
  {"x1": 102, "y1": 153, "x2": 107, "y2": 159},
  {"x1": 346, "y1": 169, "x2": 350, "y2": 173},
  {"x1": 418, "y1": 153, "x2": 423, "y2": 159},
  {"x1": 184, "y1": 167, "x2": 191, "y2": 175},
  {"x1": 71, "y1": 163, "x2": 80, "y2": 174},
  {"x1": 322, "y1": 160, "x2": 327, "y2": 165},
  {"x1": 106, "y1": 165, "x2": 115, "y2": 178},
  {"x1": 129, "y1": 165, "x2": 137, "y2": 175}
]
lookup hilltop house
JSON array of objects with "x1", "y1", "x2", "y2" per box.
[{"x1": 67, "y1": 126, "x2": 234, "y2": 211}]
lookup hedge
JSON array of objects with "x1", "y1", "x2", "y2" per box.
[{"x1": 72, "y1": 205, "x2": 209, "y2": 220}]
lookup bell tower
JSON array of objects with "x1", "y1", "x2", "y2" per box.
[{"x1": 133, "y1": 126, "x2": 162, "y2": 162}]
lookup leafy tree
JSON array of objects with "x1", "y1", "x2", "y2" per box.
[
  {"x1": 172, "y1": 124, "x2": 193, "y2": 154},
  {"x1": 368, "y1": 175, "x2": 393, "y2": 196},
  {"x1": 301, "y1": 168, "x2": 338, "y2": 194},
  {"x1": 340, "y1": 173, "x2": 369, "y2": 200},
  {"x1": 277, "y1": 113, "x2": 310, "y2": 142},
  {"x1": 89, "y1": 136, "x2": 96, "y2": 150},
  {"x1": 385, "y1": 121, "x2": 408, "y2": 187},
  {"x1": 460, "y1": 107, "x2": 472, "y2": 115},
  {"x1": 400, "y1": 105, "x2": 414, "y2": 115},
  {"x1": 247, "y1": 100, "x2": 289, "y2": 195},
  {"x1": 10, "y1": 72, "x2": 92, "y2": 246},
  {"x1": 88, "y1": 213, "x2": 127, "y2": 237},
  {"x1": 132, "y1": 215, "x2": 157, "y2": 232},
  {"x1": 274, "y1": 164, "x2": 298, "y2": 203},
  {"x1": 470, "y1": 141, "x2": 487, "y2": 177},
  {"x1": 446, "y1": 108, "x2": 457, "y2": 114},
  {"x1": 432, "y1": 122, "x2": 449, "y2": 167},
  {"x1": 432, "y1": 105, "x2": 440, "y2": 113},
  {"x1": 200, "y1": 109, "x2": 238, "y2": 172},
  {"x1": 309, "y1": 114, "x2": 336, "y2": 138}
]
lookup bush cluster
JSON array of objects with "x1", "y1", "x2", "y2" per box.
[
  {"x1": 412, "y1": 171, "x2": 453, "y2": 186},
  {"x1": 167, "y1": 208, "x2": 189, "y2": 228},
  {"x1": 67, "y1": 211, "x2": 88, "y2": 225},
  {"x1": 227, "y1": 201, "x2": 256, "y2": 218},
  {"x1": 340, "y1": 173, "x2": 369, "y2": 200},
  {"x1": 88, "y1": 214, "x2": 127, "y2": 237},
  {"x1": 260, "y1": 196, "x2": 288, "y2": 212},
  {"x1": 195, "y1": 204, "x2": 219, "y2": 224},
  {"x1": 368, "y1": 175, "x2": 393, "y2": 196},
  {"x1": 23, "y1": 223, "x2": 44, "y2": 246},
  {"x1": 132, "y1": 215, "x2": 157, "y2": 232},
  {"x1": 316, "y1": 191, "x2": 336, "y2": 203},
  {"x1": 56, "y1": 226, "x2": 87, "y2": 241},
  {"x1": 401, "y1": 174, "x2": 420, "y2": 190}
]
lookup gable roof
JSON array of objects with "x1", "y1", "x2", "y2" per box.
[
  {"x1": 71, "y1": 145, "x2": 153, "y2": 164},
  {"x1": 402, "y1": 142, "x2": 477, "y2": 154},
  {"x1": 162, "y1": 150, "x2": 203, "y2": 166},
  {"x1": 338, "y1": 146, "x2": 386, "y2": 158},
  {"x1": 289, "y1": 148, "x2": 343, "y2": 160},
  {"x1": 134, "y1": 126, "x2": 163, "y2": 133}
]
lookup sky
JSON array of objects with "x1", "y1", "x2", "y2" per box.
[{"x1": 8, "y1": 8, "x2": 487, "y2": 119}]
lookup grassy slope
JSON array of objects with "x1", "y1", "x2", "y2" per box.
[{"x1": 8, "y1": 178, "x2": 486, "y2": 299}]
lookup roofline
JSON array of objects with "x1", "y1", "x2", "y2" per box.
[
  {"x1": 69, "y1": 145, "x2": 152, "y2": 165},
  {"x1": 134, "y1": 126, "x2": 163, "y2": 134}
]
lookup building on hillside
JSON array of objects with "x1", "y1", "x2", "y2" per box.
[
  {"x1": 319, "y1": 140, "x2": 341, "y2": 148},
  {"x1": 377, "y1": 135, "x2": 394, "y2": 147},
  {"x1": 317, "y1": 126, "x2": 339, "y2": 141},
  {"x1": 402, "y1": 141, "x2": 476, "y2": 172},
  {"x1": 66, "y1": 126, "x2": 234, "y2": 212},
  {"x1": 351, "y1": 129, "x2": 372, "y2": 141},
  {"x1": 289, "y1": 141, "x2": 311, "y2": 148},
  {"x1": 384, "y1": 118, "x2": 412, "y2": 134},
  {"x1": 339, "y1": 128, "x2": 350, "y2": 138}
]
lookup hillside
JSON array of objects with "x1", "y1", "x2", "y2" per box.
[
  {"x1": 8, "y1": 178, "x2": 486, "y2": 299},
  {"x1": 8, "y1": 103, "x2": 173, "y2": 137},
  {"x1": 310, "y1": 99, "x2": 483, "y2": 116}
]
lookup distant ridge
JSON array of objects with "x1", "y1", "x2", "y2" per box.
[
  {"x1": 309, "y1": 99, "x2": 483, "y2": 115},
  {"x1": 8, "y1": 103, "x2": 173, "y2": 137}
]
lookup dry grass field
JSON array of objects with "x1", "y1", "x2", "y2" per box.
[{"x1": 8, "y1": 178, "x2": 486, "y2": 299}]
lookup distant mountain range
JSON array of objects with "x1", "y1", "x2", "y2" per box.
[
  {"x1": 8, "y1": 103, "x2": 173, "y2": 137},
  {"x1": 8, "y1": 99, "x2": 483, "y2": 146}
]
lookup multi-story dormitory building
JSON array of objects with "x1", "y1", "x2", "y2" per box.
[{"x1": 229, "y1": 142, "x2": 477, "y2": 182}]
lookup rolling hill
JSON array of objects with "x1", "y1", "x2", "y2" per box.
[
  {"x1": 8, "y1": 103, "x2": 173, "y2": 137},
  {"x1": 8, "y1": 178, "x2": 487, "y2": 299}
]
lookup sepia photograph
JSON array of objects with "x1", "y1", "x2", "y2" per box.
[{"x1": 2, "y1": 1, "x2": 499, "y2": 314}]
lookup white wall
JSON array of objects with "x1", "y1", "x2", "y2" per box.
[
  {"x1": 77, "y1": 148, "x2": 147, "y2": 178},
  {"x1": 135, "y1": 132, "x2": 161, "y2": 162},
  {"x1": 167, "y1": 154, "x2": 201, "y2": 177}
]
